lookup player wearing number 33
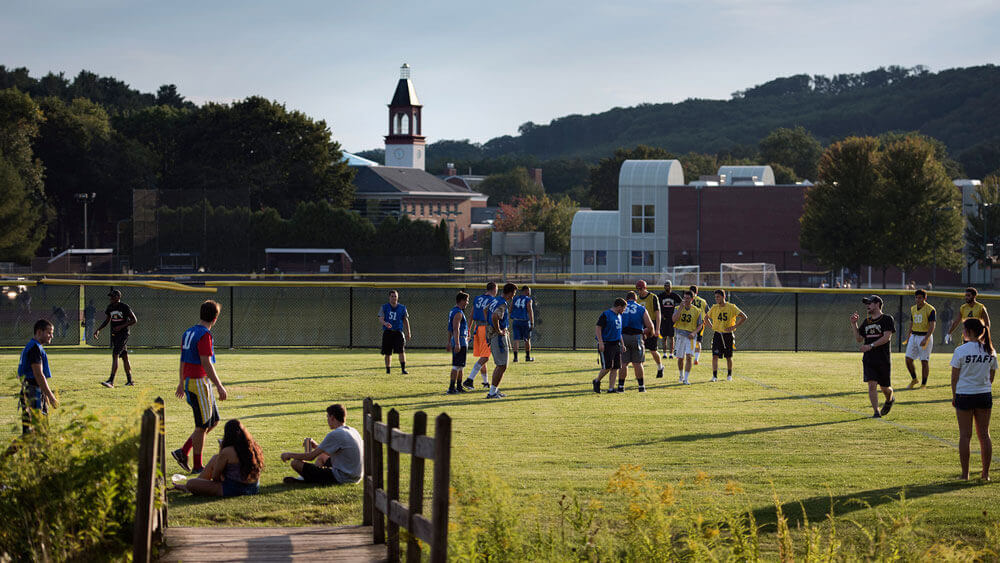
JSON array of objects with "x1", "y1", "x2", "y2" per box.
[
  {"x1": 705, "y1": 289, "x2": 747, "y2": 382},
  {"x1": 672, "y1": 290, "x2": 704, "y2": 385}
]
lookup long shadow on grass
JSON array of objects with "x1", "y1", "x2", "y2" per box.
[
  {"x1": 226, "y1": 373, "x2": 356, "y2": 386},
  {"x1": 752, "y1": 479, "x2": 988, "y2": 531},
  {"x1": 741, "y1": 390, "x2": 857, "y2": 403},
  {"x1": 608, "y1": 418, "x2": 861, "y2": 448}
]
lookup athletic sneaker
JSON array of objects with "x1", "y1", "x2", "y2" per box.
[
  {"x1": 446, "y1": 388, "x2": 458, "y2": 395},
  {"x1": 607, "y1": 388, "x2": 618, "y2": 393},
  {"x1": 656, "y1": 367, "x2": 664, "y2": 378},
  {"x1": 482, "y1": 382, "x2": 490, "y2": 389},
  {"x1": 683, "y1": 378, "x2": 690, "y2": 386},
  {"x1": 485, "y1": 391, "x2": 506, "y2": 399},
  {"x1": 401, "y1": 368, "x2": 409, "y2": 375},
  {"x1": 679, "y1": 374, "x2": 684, "y2": 383},
  {"x1": 455, "y1": 384, "x2": 467, "y2": 393},
  {"x1": 880, "y1": 397, "x2": 895, "y2": 416},
  {"x1": 711, "y1": 376, "x2": 718, "y2": 382},
  {"x1": 191, "y1": 466, "x2": 205, "y2": 474},
  {"x1": 727, "y1": 375, "x2": 733, "y2": 381},
  {"x1": 526, "y1": 357, "x2": 534, "y2": 362},
  {"x1": 171, "y1": 449, "x2": 191, "y2": 473},
  {"x1": 638, "y1": 385, "x2": 646, "y2": 392},
  {"x1": 617, "y1": 386, "x2": 625, "y2": 393},
  {"x1": 513, "y1": 357, "x2": 518, "y2": 363},
  {"x1": 592, "y1": 379, "x2": 601, "y2": 393},
  {"x1": 463, "y1": 379, "x2": 475, "y2": 389},
  {"x1": 283, "y1": 476, "x2": 306, "y2": 485},
  {"x1": 908, "y1": 379, "x2": 918, "y2": 389},
  {"x1": 694, "y1": 360, "x2": 700, "y2": 365},
  {"x1": 125, "y1": 381, "x2": 134, "y2": 386},
  {"x1": 100, "y1": 380, "x2": 114, "y2": 388}
]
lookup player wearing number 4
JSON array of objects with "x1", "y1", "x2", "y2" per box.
[
  {"x1": 511, "y1": 285, "x2": 534, "y2": 362},
  {"x1": 904, "y1": 289, "x2": 936, "y2": 389},
  {"x1": 672, "y1": 290, "x2": 704, "y2": 385},
  {"x1": 948, "y1": 287, "x2": 990, "y2": 344},
  {"x1": 705, "y1": 289, "x2": 747, "y2": 382},
  {"x1": 379, "y1": 290, "x2": 411, "y2": 375}
]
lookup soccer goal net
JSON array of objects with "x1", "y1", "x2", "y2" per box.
[
  {"x1": 720, "y1": 263, "x2": 781, "y2": 287},
  {"x1": 660, "y1": 265, "x2": 701, "y2": 287}
]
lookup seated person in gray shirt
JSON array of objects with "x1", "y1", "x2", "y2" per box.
[{"x1": 281, "y1": 404, "x2": 364, "y2": 485}]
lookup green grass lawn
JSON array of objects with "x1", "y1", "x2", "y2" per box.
[{"x1": 2, "y1": 347, "x2": 997, "y2": 548}]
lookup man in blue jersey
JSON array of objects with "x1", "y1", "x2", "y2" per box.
[
  {"x1": 485, "y1": 283, "x2": 517, "y2": 399},
  {"x1": 593, "y1": 298, "x2": 627, "y2": 393},
  {"x1": 619, "y1": 291, "x2": 655, "y2": 393},
  {"x1": 447, "y1": 292, "x2": 471, "y2": 394},
  {"x1": 172, "y1": 300, "x2": 228, "y2": 474},
  {"x1": 511, "y1": 285, "x2": 535, "y2": 362},
  {"x1": 464, "y1": 283, "x2": 497, "y2": 389},
  {"x1": 379, "y1": 290, "x2": 411, "y2": 375},
  {"x1": 17, "y1": 319, "x2": 59, "y2": 434}
]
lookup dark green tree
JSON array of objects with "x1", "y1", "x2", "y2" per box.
[
  {"x1": 588, "y1": 145, "x2": 675, "y2": 210},
  {"x1": 494, "y1": 194, "x2": 578, "y2": 254},
  {"x1": 478, "y1": 167, "x2": 544, "y2": 206},
  {"x1": 759, "y1": 126, "x2": 823, "y2": 181},
  {"x1": 0, "y1": 155, "x2": 45, "y2": 262},
  {"x1": 964, "y1": 174, "x2": 1000, "y2": 268},
  {"x1": 0, "y1": 88, "x2": 47, "y2": 257}
]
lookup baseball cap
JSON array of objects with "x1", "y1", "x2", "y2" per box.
[
  {"x1": 108, "y1": 289, "x2": 121, "y2": 298},
  {"x1": 861, "y1": 295, "x2": 882, "y2": 305}
]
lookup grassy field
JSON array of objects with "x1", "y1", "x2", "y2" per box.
[{"x1": 2, "y1": 347, "x2": 998, "y2": 550}]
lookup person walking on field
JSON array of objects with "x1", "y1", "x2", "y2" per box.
[
  {"x1": 465, "y1": 283, "x2": 496, "y2": 389},
  {"x1": 593, "y1": 298, "x2": 626, "y2": 393},
  {"x1": 659, "y1": 281, "x2": 682, "y2": 363},
  {"x1": 94, "y1": 288, "x2": 137, "y2": 388},
  {"x1": 173, "y1": 300, "x2": 228, "y2": 474},
  {"x1": 634, "y1": 280, "x2": 663, "y2": 377},
  {"x1": 619, "y1": 291, "x2": 654, "y2": 393},
  {"x1": 705, "y1": 289, "x2": 748, "y2": 382},
  {"x1": 672, "y1": 290, "x2": 704, "y2": 385},
  {"x1": 689, "y1": 286, "x2": 710, "y2": 365},
  {"x1": 17, "y1": 320, "x2": 59, "y2": 434},
  {"x1": 904, "y1": 289, "x2": 936, "y2": 389},
  {"x1": 850, "y1": 295, "x2": 896, "y2": 418},
  {"x1": 948, "y1": 287, "x2": 990, "y2": 343},
  {"x1": 379, "y1": 290, "x2": 411, "y2": 375},
  {"x1": 446, "y1": 292, "x2": 471, "y2": 395},
  {"x1": 511, "y1": 285, "x2": 535, "y2": 362},
  {"x1": 950, "y1": 318, "x2": 995, "y2": 481},
  {"x1": 485, "y1": 283, "x2": 517, "y2": 399}
]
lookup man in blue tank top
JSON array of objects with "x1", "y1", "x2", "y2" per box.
[
  {"x1": 510, "y1": 285, "x2": 535, "y2": 363},
  {"x1": 593, "y1": 299, "x2": 627, "y2": 393},
  {"x1": 379, "y1": 290, "x2": 411, "y2": 375},
  {"x1": 447, "y1": 292, "x2": 471, "y2": 394},
  {"x1": 619, "y1": 291, "x2": 654, "y2": 393},
  {"x1": 17, "y1": 319, "x2": 59, "y2": 434},
  {"x1": 485, "y1": 283, "x2": 517, "y2": 399}
]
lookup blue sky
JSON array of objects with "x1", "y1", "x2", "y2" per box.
[{"x1": 3, "y1": 1, "x2": 998, "y2": 152}]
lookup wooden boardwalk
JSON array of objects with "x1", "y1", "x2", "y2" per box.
[{"x1": 158, "y1": 525, "x2": 387, "y2": 562}]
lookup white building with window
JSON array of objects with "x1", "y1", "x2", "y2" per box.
[{"x1": 570, "y1": 160, "x2": 684, "y2": 273}]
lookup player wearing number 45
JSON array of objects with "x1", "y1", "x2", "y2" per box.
[
  {"x1": 705, "y1": 289, "x2": 747, "y2": 382},
  {"x1": 904, "y1": 289, "x2": 936, "y2": 389},
  {"x1": 379, "y1": 290, "x2": 411, "y2": 375}
]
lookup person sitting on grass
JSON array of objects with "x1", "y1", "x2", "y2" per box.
[
  {"x1": 280, "y1": 404, "x2": 363, "y2": 485},
  {"x1": 174, "y1": 419, "x2": 264, "y2": 497}
]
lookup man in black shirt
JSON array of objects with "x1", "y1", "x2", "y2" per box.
[
  {"x1": 850, "y1": 295, "x2": 896, "y2": 418},
  {"x1": 658, "y1": 281, "x2": 682, "y2": 365},
  {"x1": 94, "y1": 289, "x2": 137, "y2": 388}
]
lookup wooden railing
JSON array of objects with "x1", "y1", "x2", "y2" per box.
[
  {"x1": 134, "y1": 397, "x2": 168, "y2": 563},
  {"x1": 362, "y1": 397, "x2": 451, "y2": 563}
]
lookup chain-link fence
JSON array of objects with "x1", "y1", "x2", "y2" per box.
[{"x1": 0, "y1": 283, "x2": 981, "y2": 354}]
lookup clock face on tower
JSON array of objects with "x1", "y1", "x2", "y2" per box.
[{"x1": 393, "y1": 148, "x2": 404, "y2": 159}]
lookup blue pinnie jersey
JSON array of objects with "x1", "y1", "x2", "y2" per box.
[
  {"x1": 17, "y1": 339, "x2": 52, "y2": 384},
  {"x1": 487, "y1": 296, "x2": 510, "y2": 329},
  {"x1": 511, "y1": 295, "x2": 532, "y2": 321},
  {"x1": 380, "y1": 303, "x2": 407, "y2": 332},
  {"x1": 472, "y1": 294, "x2": 492, "y2": 323},
  {"x1": 447, "y1": 306, "x2": 469, "y2": 347},
  {"x1": 181, "y1": 324, "x2": 215, "y2": 365},
  {"x1": 598, "y1": 309, "x2": 623, "y2": 342},
  {"x1": 621, "y1": 301, "x2": 647, "y2": 332}
]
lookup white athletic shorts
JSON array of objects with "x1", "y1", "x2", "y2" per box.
[
  {"x1": 674, "y1": 329, "x2": 696, "y2": 358},
  {"x1": 905, "y1": 333, "x2": 933, "y2": 361}
]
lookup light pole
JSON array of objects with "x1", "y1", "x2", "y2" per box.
[{"x1": 74, "y1": 192, "x2": 97, "y2": 248}]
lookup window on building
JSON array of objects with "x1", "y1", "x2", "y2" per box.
[
  {"x1": 420, "y1": 204, "x2": 424, "y2": 215},
  {"x1": 596, "y1": 251, "x2": 607, "y2": 266},
  {"x1": 631, "y1": 204, "x2": 655, "y2": 234},
  {"x1": 584, "y1": 251, "x2": 595, "y2": 265},
  {"x1": 631, "y1": 251, "x2": 655, "y2": 267},
  {"x1": 436, "y1": 203, "x2": 442, "y2": 214}
]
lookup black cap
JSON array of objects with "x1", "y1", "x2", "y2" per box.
[
  {"x1": 861, "y1": 295, "x2": 882, "y2": 305},
  {"x1": 108, "y1": 289, "x2": 121, "y2": 298}
]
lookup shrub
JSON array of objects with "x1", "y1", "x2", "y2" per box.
[{"x1": 0, "y1": 403, "x2": 141, "y2": 562}]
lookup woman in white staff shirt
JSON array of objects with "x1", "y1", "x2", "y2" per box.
[{"x1": 950, "y1": 318, "x2": 995, "y2": 481}]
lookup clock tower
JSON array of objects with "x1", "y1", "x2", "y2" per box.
[{"x1": 384, "y1": 63, "x2": 426, "y2": 170}]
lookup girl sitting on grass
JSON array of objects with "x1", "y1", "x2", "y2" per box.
[{"x1": 175, "y1": 419, "x2": 264, "y2": 497}]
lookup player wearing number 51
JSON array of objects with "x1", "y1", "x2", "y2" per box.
[{"x1": 379, "y1": 289, "x2": 411, "y2": 375}]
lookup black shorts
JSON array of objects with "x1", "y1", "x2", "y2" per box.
[
  {"x1": 452, "y1": 346, "x2": 468, "y2": 369},
  {"x1": 111, "y1": 331, "x2": 129, "y2": 357},
  {"x1": 381, "y1": 330, "x2": 405, "y2": 355},
  {"x1": 696, "y1": 332, "x2": 704, "y2": 343},
  {"x1": 600, "y1": 341, "x2": 622, "y2": 370},
  {"x1": 955, "y1": 392, "x2": 993, "y2": 411},
  {"x1": 863, "y1": 361, "x2": 891, "y2": 388},
  {"x1": 712, "y1": 332, "x2": 735, "y2": 358},
  {"x1": 660, "y1": 323, "x2": 675, "y2": 338},
  {"x1": 643, "y1": 335, "x2": 659, "y2": 351},
  {"x1": 300, "y1": 461, "x2": 340, "y2": 484}
]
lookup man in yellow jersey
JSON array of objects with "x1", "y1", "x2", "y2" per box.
[
  {"x1": 705, "y1": 289, "x2": 748, "y2": 382},
  {"x1": 635, "y1": 280, "x2": 664, "y2": 377},
  {"x1": 689, "y1": 285, "x2": 710, "y2": 365},
  {"x1": 672, "y1": 290, "x2": 704, "y2": 385},
  {"x1": 948, "y1": 287, "x2": 990, "y2": 343},
  {"x1": 904, "y1": 288, "x2": 936, "y2": 389}
]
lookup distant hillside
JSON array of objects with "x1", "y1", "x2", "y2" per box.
[{"x1": 410, "y1": 65, "x2": 1000, "y2": 178}]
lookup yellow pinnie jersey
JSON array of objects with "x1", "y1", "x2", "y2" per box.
[
  {"x1": 637, "y1": 291, "x2": 659, "y2": 319},
  {"x1": 673, "y1": 305, "x2": 703, "y2": 333},
  {"x1": 960, "y1": 301, "x2": 987, "y2": 321},
  {"x1": 691, "y1": 295, "x2": 709, "y2": 334},
  {"x1": 909, "y1": 303, "x2": 936, "y2": 333},
  {"x1": 707, "y1": 302, "x2": 744, "y2": 332}
]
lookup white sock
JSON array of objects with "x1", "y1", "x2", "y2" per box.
[
  {"x1": 695, "y1": 351, "x2": 701, "y2": 361},
  {"x1": 489, "y1": 385, "x2": 497, "y2": 394},
  {"x1": 684, "y1": 371, "x2": 690, "y2": 381}
]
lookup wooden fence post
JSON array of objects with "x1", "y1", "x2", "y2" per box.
[
  {"x1": 430, "y1": 413, "x2": 452, "y2": 563},
  {"x1": 371, "y1": 403, "x2": 385, "y2": 545},
  {"x1": 133, "y1": 408, "x2": 158, "y2": 563},
  {"x1": 386, "y1": 408, "x2": 401, "y2": 563},
  {"x1": 406, "y1": 411, "x2": 427, "y2": 563},
  {"x1": 362, "y1": 397, "x2": 373, "y2": 526},
  {"x1": 154, "y1": 397, "x2": 167, "y2": 541}
]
